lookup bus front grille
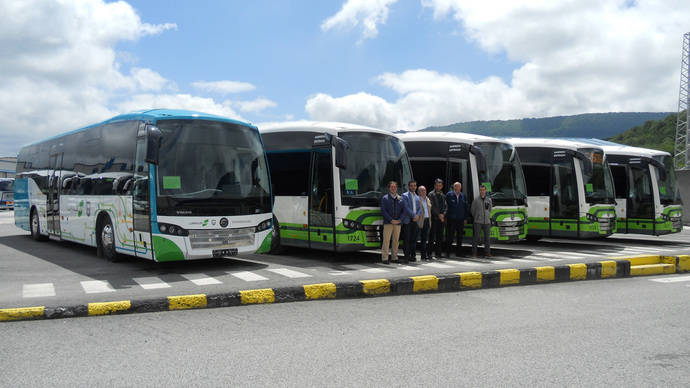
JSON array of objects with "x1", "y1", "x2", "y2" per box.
[
  {"x1": 188, "y1": 227, "x2": 255, "y2": 249},
  {"x1": 364, "y1": 225, "x2": 382, "y2": 243},
  {"x1": 598, "y1": 217, "x2": 614, "y2": 233}
]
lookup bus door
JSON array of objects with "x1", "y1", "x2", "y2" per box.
[
  {"x1": 609, "y1": 164, "x2": 629, "y2": 232},
  {"x1": 550, "y1": 151, "x2": 579, "y2": 237},
  {"x1": 627, "y1": 161, "x2": 654, "y2": 233},
  {"x1": 309, "y1": 136, "x2": 335, "y2": 250},
  {"x1": 132, "y1": 124, "x2": 153, "y2": 259},
  {"x1": 47, "y1": 153, "x2": 63, "y2": 237}
]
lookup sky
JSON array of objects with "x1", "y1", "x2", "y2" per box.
[{"x1": 1, "y1": 0, "x2": 689, "y2": 156}]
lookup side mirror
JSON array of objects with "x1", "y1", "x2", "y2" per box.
[
  {"x1": 145, "y1": 125, "x2": 162, "y2": 164},
  {"x1": 469, "y1": 145, "x2": 487, "y2": 174},
  {"x1": 334, "y1": 137, "x2": 349, "y2": 169}
]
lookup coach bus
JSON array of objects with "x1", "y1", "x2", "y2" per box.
[
  {"x1": 14, "y1": 109, "x2": 273, "y2": 262},
  {"x1": 260, "y1": 121, "x2": 413, "y2": 252},
  {"x1": 0, "y1": 178, "x2": 13, "y2": 209},
  {"x1": 400, "y1": 132, "x2": 528, "y2": 242},
  {"x1": 507, "y1": 138, "x2": 617, "y2": 239},
  {"x1": 570, "y1": 139, "x2": 683, "y2": 235}
]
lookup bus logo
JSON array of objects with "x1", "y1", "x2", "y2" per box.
[{"x1": 220, "y1": 218, "x2": 229, "y2": 228}]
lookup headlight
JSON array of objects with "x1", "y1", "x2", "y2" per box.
[
  {"x1": 158, "y1": 223, "x2": 189, "y2": 236},
  {"x1": 255, "y1": 219, "x2": 272, "y2": 232},
  {"x1": 586, "y1": 213, "x2": 598, "y2": 222},
  {"x1": 342, "y1": 219, "x2": 364, "y2": 230}
]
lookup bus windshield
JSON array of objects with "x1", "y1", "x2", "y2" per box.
[
  {"x1": 338, "y1": 132, "x2": 412, "y2": 207},
  {"x1": 475, "y1": 142, "x2": 527, "y2": 205},
  {"x1": 579, "y1": 148, "x2": 615, "y2": 204},
  {"x1": 156, "y1": 119, "x2": 271, "y2": 216},
  {"x1": 654, "y1": 155, "x2": 682, "y2": 205},
  {"x1": 0, "y1": 179, "x2": 13, "y2": 192}
]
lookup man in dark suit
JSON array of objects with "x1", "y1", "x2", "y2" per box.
[
  {"x1": 445, "y1": 181, "x2": 468, "y2": 257},
  {"x1": 401, "y1": 180, "x2": 421, "y2": 263}
]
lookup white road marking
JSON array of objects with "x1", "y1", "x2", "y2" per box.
[
  {"x1": 328, "y1": 271, "x2": 351, "y2": 276},
  {"x1": 181, "y1": 274, "x2": 222, "y2": 286},
  {"x1": 507, "y1": 258, "x2": 538, "y2": 263},
  {"x1": 133, "y1": 277, "x2": 171, "y2": 290},
  {"x1": 443, "y1": 260, "x2": 479, "y2": 266},
  {"x1": 267, "y1": 268, "x2": 312, "y2": 279},
  {"x1": 361, "y1": 268, "x2": 389, "y2": 273},
  {"x1": 22, "y1": 283, "x2": 55, "y2": 298},
  {"x1": 422, "y1": 262, "x2": 453, "y2": 269},
  {"x1": 231, "y1": 271, "x2": 268, "y2": 282},
  {"x1": 80, "y1": 280, "x2": 115, "y2": 294},
  {"x1": 648, "y1": 275, "x2": 690, "y2": 283},
  {"x1": 398, "y1": 265, "x2": 422, "y2": 271}
]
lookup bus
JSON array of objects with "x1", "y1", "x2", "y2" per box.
[
  {"x1": 572, "y1": 140, "x2": 683, "y2": 235},
  {"x1": 400, "y1": 132, "x2": 528, "y2": 242},
  {"x1": 0, "y1": 178, "x2": 13, "y2": 210},
  {"x1": 507, "y1": 138, "x2": 617, "y2": 239},
  {"x1": 260, "y1": 121, "x2": 413, "y2": 252},
  {"x1": 14, "y1": 109, "x2": 273, "y2": 262}
]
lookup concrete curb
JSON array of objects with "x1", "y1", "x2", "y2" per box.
[{"x1": 2, "y1": 255, "x2": 688, "y2": 322}]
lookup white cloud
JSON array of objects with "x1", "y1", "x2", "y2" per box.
[
  {"x1": 0, "y1": 0, "x2": 178, "y2": 155},
  {"x1": 309, "y1": 0, "x2": 690, "y2": 130},
  {"x1": 232, "y1": 98, "x2": 277, "y2": 113},
  {"x1": 321, "y1": 0, "x2": 399, "y2": 41},
  {"x1": 191, "y1": 80, "x2": 256, "y2": 95}
]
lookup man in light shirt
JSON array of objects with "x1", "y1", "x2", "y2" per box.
[
  {"x1": 401, "y1": 180, "x2": 422, "y2": 263},
  {"x1": 416, "y1": 185, "x2": 432, "y2": 261}
]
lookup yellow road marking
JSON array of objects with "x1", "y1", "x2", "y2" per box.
[
  {"x1": 535, "y1": 266, "x2": 555, "y2": 282},
  {"x1": 457, "y1": 272, "x2": 482, "y2": 289},
  {"x1": 360, "y1": 279, "x2": 390, "y2": 295},
  {"x1": 0, "y1": 306, "x2": 45, "y2": 321},
  {"x1": 599, "y1": 261, "x2": 617, "y2": 278},
  {"x1": 88, "y1": 300, "x2": 131, "y2": 316},
  {"x1": 168, "y1": 294, "x2": 207, "y2": 310},
  {"x1": 678, "y1": 255, "x2": 690, "y2": 272},
  {"x1": 410, "y1": 275, "x2": 439, "y2": 292},
  {"x1": 497, "y1": 269, "x2": 520, "y2": 285},
  {"x1": 568, "y1": 263, "x2": 587, "y2": 280},
  {"x1": 240, "y1": 289, "x2": 275, "y2": 304},
  {"x1": 303, "y1": 283, "x2": 337, "y2": 300}
]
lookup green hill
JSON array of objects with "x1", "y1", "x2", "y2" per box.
[
  {"x1": 421, "y1": 112, "x2": 672, "y2": 139},
  {"x1": 607, "y1": 112, "x2": 679, "y2": 153}
]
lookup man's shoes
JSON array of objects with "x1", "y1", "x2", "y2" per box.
[
  {"x1": 400, "y1": 259, "x2": 409, "y2": 264},
  {"x1": 382, "y1": 260, "x2": 390, "y2": 265},
  {"x1": 409, "y1": 258, "x2": 417, "y2": 262},
  {"x1": 486, "y1": 253, "x2": 492, "y2": 257}
]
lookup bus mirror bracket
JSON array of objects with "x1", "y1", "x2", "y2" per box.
[
  {"x1": 334, "y1": 137, "x2": 349, "y2": 169},
  {"x1": 145, "y1": 125, "x2": 162, "y2": 164},
  {"x1": 469, "y1": 145, "x2": 488, "y2": 173}
]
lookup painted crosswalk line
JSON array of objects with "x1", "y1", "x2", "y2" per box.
[
  {"x1": 231, "y1": 271, "x2": 269, "y2": 282},
  {"x1": 81, "y1": 280, "x2": 116, "y2": 294},
  {"x1": 181, "y1": 274, "x2": 222, "y2": 286},
  {"x1": 422, "y1": 262, "x2": 453, "y2": 269},
  {"x1": 22, "y1": 283, "x2": 56, "y2": 298},
  {"x1": 267, "y1": 268, "x2": 312, "y2": 278},
  {"x1": 648, "y1": 275, "x2": 690, "y2": 283},
  {"x1": 133, "y1": 277, "x2": 171, "y2": 290}
]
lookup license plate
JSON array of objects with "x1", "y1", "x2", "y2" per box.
[{"x1": 212, "y1": 248, "x2": 238, "y2": 258}]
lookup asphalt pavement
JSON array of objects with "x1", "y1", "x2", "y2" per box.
[{"x1": 1, "y1": 274, "x2": 688, "y2": 387}]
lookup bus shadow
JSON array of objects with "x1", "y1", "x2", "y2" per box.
[{"x1": 0, "y1": 235, "x2": 269, "y2": 290}]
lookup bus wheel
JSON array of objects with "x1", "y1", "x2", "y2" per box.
[
  {"x1": 98, "y1": 216, "x2": 122, "y2": 262},
  {"x1": 30, "y1": 209, "x2": 47, "y2": 242},
  {"x1": 269, "y1": 217, "x2": 285, "y2": 254},
  {"x1": 526, "y1": 235, "x2": 542, "y2": 242}
]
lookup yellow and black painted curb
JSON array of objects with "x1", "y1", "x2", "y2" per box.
[{"x1": 2, "y1": 255, "x2": 688, "y2": 322}]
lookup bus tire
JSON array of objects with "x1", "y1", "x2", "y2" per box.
[
  {"x1": 30, "y1": 208, "x2": 47, "y2": 242},
  {"x1": 526, "y1": 234, "x2": 542, "y2": 242},
  {"x1": 97, "y1": 215, "x2": 123, "y2": 262},
  {"x1": 269, "y1": 216, "x2": 285, "y2": 255}
]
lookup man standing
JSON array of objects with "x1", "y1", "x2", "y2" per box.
[
  {"x1": 471, "y1": 184, "x2": 493, "y2": 257},
  {"x1": 445, "y1": 181, "x2": 468, "y2": 257},
  {"x1": 402, "y1": 180, "x2": 421, "y2": 263},
  {"x1": 416, "y1": 185, "x2": 432, "y2": 261},
  {"x1": 381, "y1": 181, "x2": 407, "y2": 264},
  {"x1": 428, "y1": 178, "x2": 447, "y2": 259}
]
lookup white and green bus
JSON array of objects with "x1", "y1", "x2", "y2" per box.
[
  {"x1": 507, "y1": 138, "x2": 617, "y2": 239},
  {"x1": 260, "y1": 121, "x2": 413, "y2": 252},
  {"x1": 14, "y1": 109, "x2": 273, "y2": 262},
  {"x1": 400, "y1": 132, "x2": 529, "y2": 242},
  {"x1": 580, "y1": 140, "x2": 683, "y2": 235}
]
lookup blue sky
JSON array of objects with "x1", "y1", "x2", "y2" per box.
[{"x1": 0, "y1": 0, "x2": 688, "y2": 155}]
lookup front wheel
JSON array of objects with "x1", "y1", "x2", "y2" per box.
[
  {"x1": 98, "y1": 216, "x2": 122, "y2": 262},
  {"x1": 30, "y1": 210, "x2": 47, "y2": 241}
]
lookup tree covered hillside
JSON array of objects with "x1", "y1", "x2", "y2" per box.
[
  {"x1": 607, "y1": 112, "x2": 680, "y2": 154},
  {"x1": 421, "y1": 112, "x2": 671, "y2": 139}
]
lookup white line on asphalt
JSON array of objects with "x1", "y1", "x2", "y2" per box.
[
  {"x1": 648, "y1": 275, "x2": 690, "y2": 283},
  {"x1": 624, "y1": 247, "x2": 665, "y2": 252},
  {"x1": 442, "y1": 260, "x2": 479, "y2": 266},
  {"x1": 398, "y1": 265, "x2": 422, "y2": 271},
  {"x1": 328, "y1": 271, "x2": 351, "y2": 276},
  {"x1": 507, "y1": 258, "x2": 538, "y2": 263},
  {"x1": 80, "y1": 280, "x2": 115, "y2": 294},
  {"x1": 422, "y1": 262, "x2": 453, "y2": 269},
  {"x1": 22, "y1": 283, "x2": 55, "y2": 298},
  {"x1": 133, "y1": 277, "x2": 171, "y2": 290},
  {"x1": 231, "y1": 271, "x2": 268, "y2": 282},
  {"x1": 361, "y1": 268, "x2": 389, "y2": 273},
  {"x1": 181, "y1": 274, "x2": 222, "y2": 286},
  {"x1": 267, "y1": 268, "x2": 312, "y2": 279}
]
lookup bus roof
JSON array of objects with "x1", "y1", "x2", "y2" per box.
[
  {"x1": 399, "y1": 131, "x2": 509, "y2": 146},
  {"x1": 24, "y1": 109, "x2": 254, "y2": 148},
  {"x1": 259, "y1": 121, "x2": 395, "y2": 137},
  {"x1": 559, "y1": 138, "x2": 671, "y2": 158},
  {"x1": 504, "y1": 137, "x2": 580, "y2": 150}
]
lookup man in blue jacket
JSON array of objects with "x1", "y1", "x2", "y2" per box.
[
  {"x1": 380, "y1": 181, "x2": 407, "y2": 264},
  {"x1": 401, "y1": 180, "x2": 422, "y2": 263},
  {"x1": 445, "y1": 181, "x2": 469, "y2": 257}
]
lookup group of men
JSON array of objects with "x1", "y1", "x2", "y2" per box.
[{"x1": 380, "y1": 179, "x2": 493, "y2": 264}]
